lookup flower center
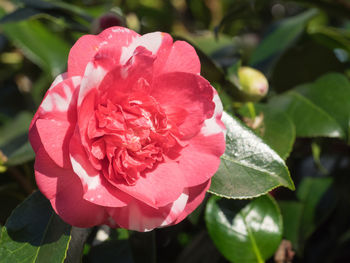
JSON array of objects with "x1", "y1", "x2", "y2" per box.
[{"x1": 87, "y1": 95, "x2": 178, "y2": 185}]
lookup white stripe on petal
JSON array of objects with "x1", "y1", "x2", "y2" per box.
[
  {"x1": 201, "y1": 93, "x2": 225, "y2": 136},
  {"x1": 50, "y1": 73, "x2": 68, "y2": 89},
  {"x1": 160, "y1": 190, "x2": 189, "y2": 227},
  {"x1": 120, "y1": 32, "x2": 162, "y2": 65},
  {"x1": 70, "y1": 155, "x2": 100, "y2": 190},
  {"x1": 41, "y1": 76, "x2": 80, "y2": 113},
  {"x1": 78, "y1": 62, "x2": 107, "y2": 106}
]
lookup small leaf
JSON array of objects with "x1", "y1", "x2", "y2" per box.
[
  {"x1": 249, "y1": 9, "x2": 318, "y2": 71},
  {"x1": 205, "y1": 195, "x2": 283, "y2": 263},
  {"x1": 239, "y1": 104, "x2": 296, "y2": 160},
  {"x1": 210, "y1": 112, "x2": 294, "y2": 199},
  {"x1": 0, "y1": 191, "x2": 72, "y2": 263}
]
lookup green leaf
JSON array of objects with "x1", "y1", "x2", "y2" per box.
[
  {"x1": 0, "y1": 112, "x2": 32, "y2": 147},
  {"x1": 205, "y1": 195, "x2": 283, "y2": 263},
  {"x1": 249, "y1": 9, "x2": 318, "y2": 70},
  {"x1": 308, "y1": 25, "x2": 350, "y2": 54},
  {"x1": 0, "y1": 9, "x2": 70, "y2": 76},
  {"x1": 6, "y1": 141, "x2": 35, "y2": 166},
  {"x1": 296, "y1": 73, "x2": 350, "y2": 142},
  {"x1": 278, "y1": 201, "x2": 303, "y2": 249},
  {"x1": 269, "y1": 73, "x2": 350, "y2": 141},
  {"x1": 0, "y1": 191, "x2": 72, "y2": 263},
  {"x1": 239, "y1": 104, "x2": 296, "y2": 160},
  {"x1": 296, "y1": 176, "x2": 334, "y2": 240},
  {"x1": 0, "y1": 112, "x2": 34, "y2": 166},
  {"x1": 209, "y1": 112, "x2": 294, "y2": 199},
  {"x1": 279, "y1": 177, "x2": 336, "y2": 252}
]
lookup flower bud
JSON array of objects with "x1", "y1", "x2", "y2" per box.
[
  {"x1": 238, "y1": 67, "x2": 269, "y2": 102},
  {"x1": 91, "y1": 11, "x2": 126, "y2": 34}
]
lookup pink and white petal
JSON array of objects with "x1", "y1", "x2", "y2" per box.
[
  {"x1": 107, "y1": 189, "x2": 189, "y2": 232},
  {"x1": 159, "y1": 40, "x2": 200, "y2": 75},
  {"x1": 175, "y1": 92, "x2": 225, "y2": 187},
  {"x1": 201, "y1": 91, "x2": 226, "y2": 137},
  {"x1": 114, "y1": 161, "x2": 186, "y2": 208},
  {"x1": 96, "y1": 46, "x2": 155, "y2": 101},
  {"x1": 34, "y1": 119, "x2": 74, "y2": 169},
  {"x1": 151, "y1": 72, "x2": 215, "y2": 139},
  {"x1": 69, "y1": 128, "x2": 131, "y2": 207},
  {"x1": 172, "y1": 180, "x2": 211, "y2": 225},
  {"x1": 67, "y1": 27, "x2": 139, "y2": 77},
  {"x1": 119, "y1": 31, "x2": 163, "y2": 65},
  {"x1": 166, "y1": 91, "x2": 225, "y2": 187},
  {"x1": 29, "y1": 76, "x2": 81, "y2": 153},
  {"x1": 78, "y1": 61, "x2": 107, "y2": 107},
  {"x1": 36, "y1": 76, "x2": 81, "y2": 121},
  {"x1": 50, "y1": 73, "x2": 68, "y2": 88},
  {"x1": 34, "y1": 147, "x2": 107, "y2": 227}
]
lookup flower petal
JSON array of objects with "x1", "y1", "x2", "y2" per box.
[
  {"x1": 68, "y1": 27, "x2": 139, "y2": 77},
  {"x1": 34, "y1": 119, "x2": 73, "y2": 169},
  {"x1": 159, "y1": 40, "x2": 200, "y2": 75},
  {"x1": 29, "y1": 76, "x2": 81, "y2": 154},
  {"x1": 69, "y1": 127, "x2": 132, "y2": 207},
  {"x1": 172, "y1": 180, "x2": 211, "y2": 225},
  {"x1": 34, "y1": 147, "x2": 108, "y2": 227},
  {"x1": 151, "y1": 72, "x2": 215, "y2": 139},
  {"x1": 114, "y1": 160, "x2": 186, "y2": 208},
  {"x1": 107, "y1": 188, "x2": 189, "y2": 232}
]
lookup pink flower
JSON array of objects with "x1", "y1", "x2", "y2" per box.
[{"x1": 29, "y1": 27, "x2": 226, "y2": 231}]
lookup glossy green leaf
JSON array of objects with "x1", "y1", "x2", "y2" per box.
[
  {"x1": 269, "y1": 73, "x2": 350, "y2": 141},
  {"x1": 0, "y1": 191, "x2": 72, "y2": 263},
  {"x1": 249, "y1": 9, "x2": 318, "y2": 69},
  {"x1": 205, "y1": 195, "x2": 283, "y2": 263},
  {"x1": 239, "y1": 104, "x2": 295, "y2": 160},
  {"x1": 209, "y1": 112, "x2": 294, "y2": 199},
  {"x1": 0, "y1": 10, "x2": 70, "y2": 76}
]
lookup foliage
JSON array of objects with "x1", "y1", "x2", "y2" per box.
[{"x1": 0, "y1": 0, "x2": 350, "y2": 262}]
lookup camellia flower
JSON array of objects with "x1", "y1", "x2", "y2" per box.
[{"x1": 29, "y1": 26, "x2": 226, "y2": 231}]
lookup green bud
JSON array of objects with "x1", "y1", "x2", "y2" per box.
[{"x1": 238, "y1": 67, "x2": 269, "y2": 102}]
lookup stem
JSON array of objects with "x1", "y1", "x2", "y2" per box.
[{"x1": 247, "y1": 102, "x2": 256, "y2": 120}]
